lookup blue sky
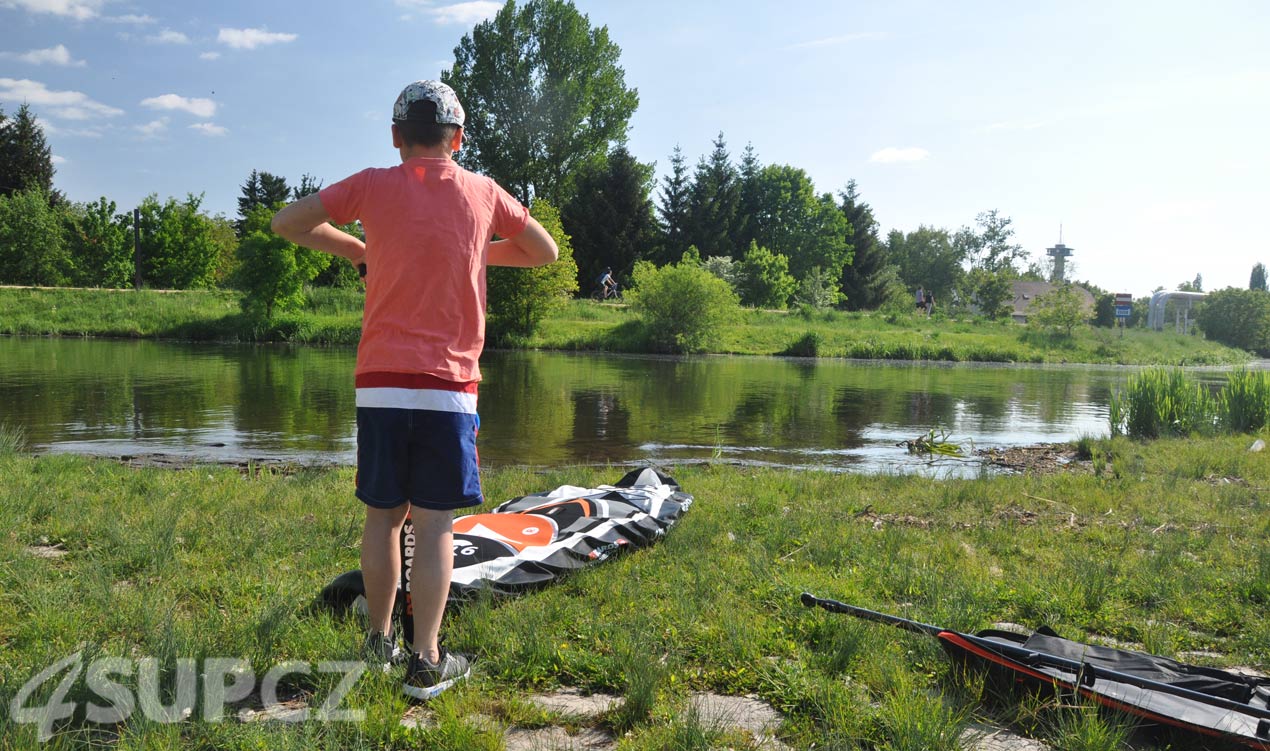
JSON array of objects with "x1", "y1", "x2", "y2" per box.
[{"x1": 2, "y1": 0, "x2": 1267, "y2": 296}]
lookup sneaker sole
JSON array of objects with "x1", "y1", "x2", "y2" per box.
[{"x1": 402, "y1": 666, "x2": 471, "y2": 700}]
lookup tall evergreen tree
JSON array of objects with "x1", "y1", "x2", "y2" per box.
[
  {"x1": 733, "y1": 142, "x2": 762, "y2": 253},
  {"x1": 685, "y1": 132, "x2": 740, "y2": 259},
  {"x1": 236, "y1": 170, "x2": 290, "y2": 236},
  {"x1": 561, "y1": 146, "x2": 657, "y2": 291},
  {"x1": 655, "y1": 145, "x2": 691, "y2": 265},
  {"x1": 0, "y1": 104, "x2": 55, "y2": 198},
  {"x1": 837, "y1": 180, "x2": 889, "y2": 310},
  {"x1": 1252, "y1": 263, "x2": 1268, "y2": 292}
]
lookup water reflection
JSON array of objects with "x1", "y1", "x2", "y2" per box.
[{"x1": 0, "y1": 338, "x2": 1168, "y2": 475}]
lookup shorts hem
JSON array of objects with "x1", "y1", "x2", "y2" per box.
[
  {"x1": 410, "y1": 495, "x2": 483, "y2": 512},
  {"x1": 356, "y1": 489, "x2": 410, "y2": 510}
]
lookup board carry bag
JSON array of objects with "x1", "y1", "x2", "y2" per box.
[
  {"x1": 801, "y1": 593, "x2": 1270, "y2": 750},
  {"x1": 320, "y1": 468, "x2": 692, "y2": 648}
]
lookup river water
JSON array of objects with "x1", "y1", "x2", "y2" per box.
[{"x1": 0, "y1": 337, "x2": 1152, "y2": 475}]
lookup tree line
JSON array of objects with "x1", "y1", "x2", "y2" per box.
[{"x1": 5, "y1": 0, "x2": 1265, "y2": 351}]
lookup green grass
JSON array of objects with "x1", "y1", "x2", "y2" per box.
[
  {"x1": 0, "y1": 288, "x2": 1251, "y2": 365},
  {"x1": 2, "y1": 434, "x2": 1268, "y2": 749}
]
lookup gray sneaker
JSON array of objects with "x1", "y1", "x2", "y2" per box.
[
  {"x1": 402, "y1": 648, "x2": 470, "y2": 700},
  {"x1": 362, "y1": 631, "x2": 405, "y2": 672}
]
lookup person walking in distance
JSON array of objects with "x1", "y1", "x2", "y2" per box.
[{"x1": 272, "y1": 80, "x2": 558, "y2": 699}]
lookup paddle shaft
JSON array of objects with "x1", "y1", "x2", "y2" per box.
[{"x1": 801, "y1": 592, "x2": 1270, "y2": 730}]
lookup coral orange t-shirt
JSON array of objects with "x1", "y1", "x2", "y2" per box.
[{"x1": 319, "y1": 157, "x2": 529, "y2": 384}]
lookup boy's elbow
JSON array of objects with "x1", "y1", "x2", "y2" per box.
[{"x1": 269, "y1": 211, "x2": 288, "y2": 237}]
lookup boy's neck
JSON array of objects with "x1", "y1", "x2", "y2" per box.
[{"x1": 399, "y1": 144, "x2": 454, "y2": 161}]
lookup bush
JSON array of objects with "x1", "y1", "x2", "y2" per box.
[
  {"x1": 65, "y1": 196, "x2": 133, "y2": 288},
  {"x1": 628, "y1": 259, "x2": 740, "y2": 353},
  {"x1": 795, "y1": 265, "x2": 843, "y2": 310},
  {"x1": 736, "y1": 241, "x2": 796, "y2": 309},
  {"x1": 780, "y1": 331, "x2": 821, "y2": 357},
  {"x1": 235, "y1": 205, "x2": 328, "y2": 319},
  {"x1": 1197, "y1": 287, "x2": 1270, "y2": 355},
  {"x1": 0, "y1": 188, "x2": 71, "y2": 285},
  {"x1": 486, "y1": 200, "x2": 579, "y2": 343},
  {"x1": 701, "y1": 254, "x2": 740, "y2": 292},
  {"x1": 1027, "y1": 284, "x2": 1088, "y2": 337}
]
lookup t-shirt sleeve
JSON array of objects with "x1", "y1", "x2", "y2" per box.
[
  {"x1": 318, "y1": 169, "x2": 372, "y2": 226},
  {"x1": 490, "y1": 182, "x2": 530, "y2": 239}
]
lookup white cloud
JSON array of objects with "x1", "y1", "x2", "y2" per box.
[
  {"x1": 35, "y1": 116, "x2": 102, "y2": 137},
  {"x1": 0, "y1": 0, "x2": 105, "y2": 20},
  {"x1": 394, "y1": 0, "x2": 500, "y2": 25},
  {"x1": 51, "y1": 154, "x2": 67, "y2": 164},
  {"x1": 431, "y1": 1, "x2": 500, "y2": 24},
  {"x1": 135, "y1": 117, "x2": 168, "y2": 137},
  {"x1": 1, "y1": 44, "x2": 86, "y2": 66},
  {"x1": 785, "y1": 31, "x2": 889, "y2": 50},
  {"x1": 140, "y1": 93, "x2": 217, "y2": 118},
  {"x1": 147, "y1": 29, "x2": 189, "y2": 44},
  {"x1": 0, "y1": 77, "x2": 123, "y2": 118},
  {"x1": 199, "y1": 51, "x2": 221, "y2": 60},
  {"x1": 217, "y1": 27, "x2": 297, "y2": 50},
  {"x1": 189, "y1": 122, "x2": 227, "y2": 136},
  {"x1": 869, "y1": 147, "x2": 930, "y2": 164},
  {"x1": 104, "y1": 13, "x2": 153, "y2": 24}
]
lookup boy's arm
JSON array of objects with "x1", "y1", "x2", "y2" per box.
[
  {"x1": 487, "y1": 217, "x2": 558, "y2": 268},
  {"x1": 271, "y1": 194, "x2": 366, "y2": 266}
]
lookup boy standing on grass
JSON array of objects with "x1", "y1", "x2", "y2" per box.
[{"x1": 272, "y1": 80, "x2": 558, "y2": 699}]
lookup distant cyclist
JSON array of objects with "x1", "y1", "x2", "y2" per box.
[{"x1": 595, "y1": 267, "x2": 618, "y2": 299}]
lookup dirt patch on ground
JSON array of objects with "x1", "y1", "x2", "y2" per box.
[{"x1": 977, "y1": 444, "x2": 1091, "y2": 475}]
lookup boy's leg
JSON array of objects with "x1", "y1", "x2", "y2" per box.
[
  {"x1": 361, "y1": 503, "x2": 411, "y2": 637},
  {"x1": 407, "y1": 506, "x2": 454, "y2": 664}
]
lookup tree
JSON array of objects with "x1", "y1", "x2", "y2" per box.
[
  {"x1": 561, "y1": 145, "x2": 657, "y2": 291},
  {"x1": 444, "y1": 0, "x2": 639, "y2": 206},
  {"x1": 736, "y1": 241, "x2": 796, "y2": 309},
  {"x1": 65, "y1": 197, "x2": 132, "y2": 287},
  {"x1": 836, "y1": 180, "x2": 887, "y2": 310},
  {"x1": 966, "y1": 267, "x2": 1013, "y2": 319},
  {"x1": 733, "y1": 142, "x2": 762, "y2": 252},
  {"x1": 684, "y1": 132, "x2": 740, "y2": 259},
  {"x1": 1251, "y1": 263, "x2": 1267, "y2": 292},
  {"x1": 958, "y1": 210, "x2": 1026, "y2": 275},
  {"x1": 235, "y1": 205, "x2": 328, "y2": 319},
  {"x1": 1028, "y1": 284, "x2": 1088, "y2": 337},
  {"x1": 292, "y1": 173, "x2": 322, "y2": 200},
  {"x1": 236, "y1": 170, "x2": 290, "y2": 236},
  {"x1": 745, "y1": 164, "x2": 850, "y2": 281},
  {"x1": 0, "y1": 104, "x2": 55, "y2": 198},
  {"x1": 628, "y1": 258, "x2": 740, "y2": 353},
  {"x1": 655, "y1": 145, "x2": 691, "y2": 265},
  {"x1": 133, "y1": 194, "x2": 223, "y2": 289},
  {"x1": 796, "y1": 265, "x2": 843, "y2": 310},
  {"x1": 884, "y1": 226, "x2": 965, "y2": 298},
  {"x1": 0, "y1": 188, "x2": 70, "y2": 285},
  {"x1": 1197, "y1": 288, "x2": 1270, "y2": 355},
  {"x1": 1178, "y1": 274, "x2": 1203, "y2": 292},
  {"x1": 486, "y1": 199, "x2": 578, "y2": 342}
]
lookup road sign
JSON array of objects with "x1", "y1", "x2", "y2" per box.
[{"x1": 1115, "y1": 305, "x2": 1132, "y2": 318}]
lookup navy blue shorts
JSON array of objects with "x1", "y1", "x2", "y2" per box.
[{"x1": 355, "y1": 407, "x2": 483, "y2": 510}]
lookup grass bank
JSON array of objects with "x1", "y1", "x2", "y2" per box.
[
  {"x1": 0, "y1": 286, "x2": 1251, "y2": 365},
  {"x1": 2, "y1": 435, "x2": 1268, "y2": 749}
]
